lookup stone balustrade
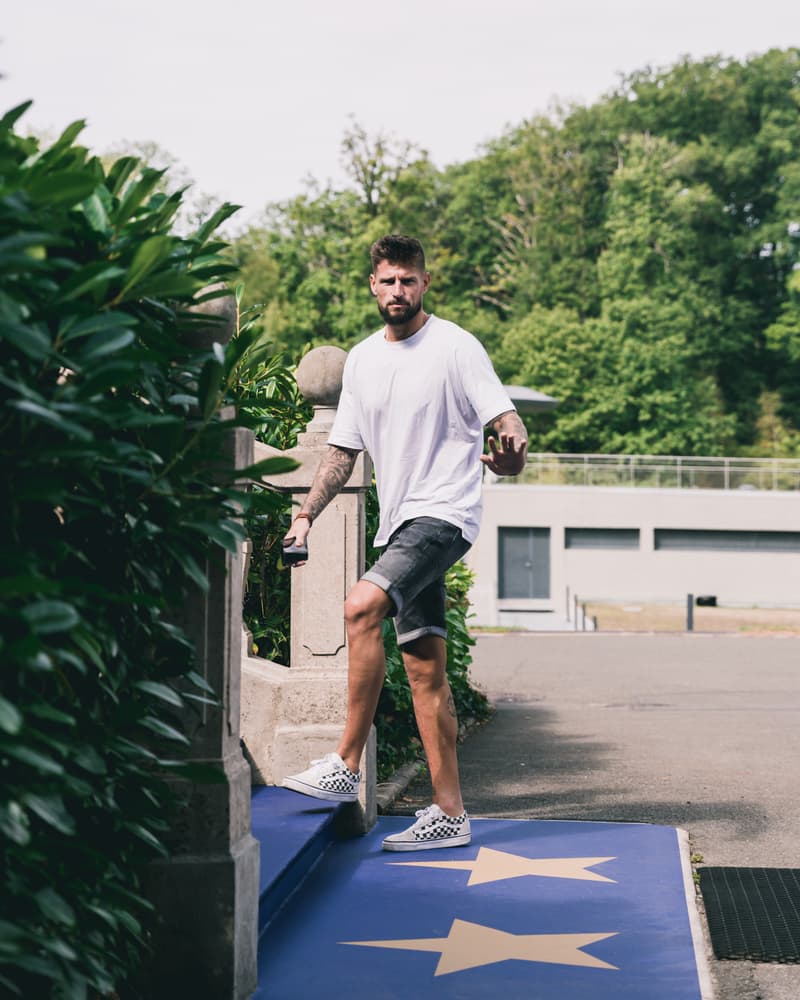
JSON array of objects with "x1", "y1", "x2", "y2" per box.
[{"x1": 240, "y1": 345, "x2": 377, "y2": 833}]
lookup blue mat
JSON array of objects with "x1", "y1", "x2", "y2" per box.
[{"x1": 256, "y1": 817, "x2": 710, "y2": 999}]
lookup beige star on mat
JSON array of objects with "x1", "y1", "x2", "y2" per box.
[
  {"x1": 342, "y1": 918, "x2": 619, "y2": 975},
  {"x1": 389, "y1": 847, "x2": 616, "y2": 886}
]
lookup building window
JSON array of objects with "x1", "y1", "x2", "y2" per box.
[
  {"x1": 565, "y1": 528, "x2": 640, "y2": 549},
  {"x1": 654, "y1": 529, "x2": 800, "y2": 552},
  {"x1": 499, "y1": 527, "x2": 551, "y2": 599}
]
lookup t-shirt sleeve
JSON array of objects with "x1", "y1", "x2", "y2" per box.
[
  {"x1": 328, "y1": 355, "x2": 365, "y2": 451},
  {"x1": 456, "y1": 333, "x2": 516, "y2": 426}
]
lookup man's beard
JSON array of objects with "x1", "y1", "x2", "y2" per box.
[{"x1": 379, "y1": 299, "x2": 422, "y2": 326}]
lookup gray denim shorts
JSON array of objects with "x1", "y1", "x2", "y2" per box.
[{"x1": 362, "y1": 517, "x2": 471, "y2": 647}]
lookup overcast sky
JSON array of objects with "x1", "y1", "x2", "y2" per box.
[{"x1": 2, "y1": 1, "x2": 796, "y2": 224}]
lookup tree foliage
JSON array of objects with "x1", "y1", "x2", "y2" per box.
[{"x1": 229, "y1": 48, "x2": 800, "y2": 455}]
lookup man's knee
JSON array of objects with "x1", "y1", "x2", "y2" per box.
[
  {"x1": 402, "y1": 635, "x2": 447, "y2": 688},
  {"x1": 344, "y1": 580, "x2": 391, "y2": 632}
]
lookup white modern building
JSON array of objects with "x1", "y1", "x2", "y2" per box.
[{"x1": 467, "y1": 454, "x2": 800, "y2": 628}]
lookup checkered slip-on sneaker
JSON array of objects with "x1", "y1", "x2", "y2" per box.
[
  {"x1": 382, "y1": 804, "x2": 471, "y2": 852},
  {"x1": 282, "y1": 753, "x2": 361, "y2": 803}
]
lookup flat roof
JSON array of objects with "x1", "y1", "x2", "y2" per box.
[{"x1": 505, "y1": 385, "x2": 559, "y2": 413}]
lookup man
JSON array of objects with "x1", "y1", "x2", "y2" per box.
[{"x1": 281, "y1": 235, "x2": 527, "y2": 851}]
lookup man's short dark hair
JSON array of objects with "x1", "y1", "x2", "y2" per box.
[{"x1": 370, "y1": 234, "x2": 426, "y2": 272}]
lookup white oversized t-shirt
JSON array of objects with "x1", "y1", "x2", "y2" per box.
[{"x1": 329, "y1": 314, "x2": 514, "y2": 546}]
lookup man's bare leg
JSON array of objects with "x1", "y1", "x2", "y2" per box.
[
  {"x1": 402, "y1": 634, "x2": 464, "y2": 817},
  {"x1": 336, "y1": 580, "x2": 393, "y2": 773}
]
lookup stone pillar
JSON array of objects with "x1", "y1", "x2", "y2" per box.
[
  {"x1": 240, "y1": 346, "x2": 377, "y2": 831},
  {"x1": 139, "y1": 291, "x2": 259, "y2": 999}
]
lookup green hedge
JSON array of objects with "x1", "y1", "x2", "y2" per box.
[{"x1": 0, "y1": 104, "x2": 290, "y2": 999}]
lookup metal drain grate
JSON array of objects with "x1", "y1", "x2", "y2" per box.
[{"x1": 698, "y1": 867, "x2": 800, "y2": 962}]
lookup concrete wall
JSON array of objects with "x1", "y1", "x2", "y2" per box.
[{"x1": 468, "y1": 484, "x2": 800, "y2": 625}]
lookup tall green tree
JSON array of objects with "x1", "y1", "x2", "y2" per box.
[{"x1": 227, "y1": 48, "x2": 800, "y2": 456}]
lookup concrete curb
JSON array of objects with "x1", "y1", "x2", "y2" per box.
[{"x1": 376, "y1": 760, "x2": 425, "y2": 813}]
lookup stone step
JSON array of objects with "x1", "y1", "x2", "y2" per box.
[{"x1": 251, "y1": 786, "x2": 344, "y2": 936}]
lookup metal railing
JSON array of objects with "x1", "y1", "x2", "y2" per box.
[{"x1": 497, "y1": 453, "x2": 800, "y2": 492}]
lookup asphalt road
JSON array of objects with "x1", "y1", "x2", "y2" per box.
[{"x1": 389, "y1": 633, "x2": 800, "y2": 1000}]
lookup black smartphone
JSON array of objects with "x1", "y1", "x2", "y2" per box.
[{"x1": 281, "y1": 539, "x2": 309, "y2": 567}]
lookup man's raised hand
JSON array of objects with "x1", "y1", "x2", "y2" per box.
[{"x1": 481, "y1": 411, "x2": 528, "y2": 476}]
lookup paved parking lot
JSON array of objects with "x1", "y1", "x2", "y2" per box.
[{"x1": 393, "y1": 633, "x2": 800, "y2": 1000}]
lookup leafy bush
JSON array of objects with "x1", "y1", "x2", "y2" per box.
[
  {"x1": 230, "y1": 323, "x2": 310, "y2": 663},
  {"x1": 0, "y1": 104, "x2": 288, "y2": 999}
]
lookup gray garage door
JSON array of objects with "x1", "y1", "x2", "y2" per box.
[{"x1": 498, "y1": 527, "x2": 551, "y2": 599}]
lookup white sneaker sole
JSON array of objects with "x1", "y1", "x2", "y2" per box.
[
  {"x1": 382, "y1": 832, "x2": 472, "y2": 852},
  {"x1": 281, "y1": 776, "x2": 359, "y2": 803}
]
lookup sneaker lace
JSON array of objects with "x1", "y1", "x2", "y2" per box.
[
  {"x1": 414, "y1": 805, "x2": 439, "y2": 820},
  {"x1": 310, "y1": 753, "x2": 340, "y2": 766},
  {"x1": 310, "y1": 753, "x2": 358, "y2": 777}
]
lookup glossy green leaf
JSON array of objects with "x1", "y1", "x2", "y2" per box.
[
  {"x1": 194, "y1": 201, "x2": 241, "y2": 243},
  {"x1": 6, "y1": 745, "x2": 64, "y2": 775},
  {"x1": 80, "y1": 191, "x2": 111, "y2": 233},
  {"x1": 0, "y1": 975, "x2": 22, "y2": 999},
  {"x1": 139, "y1": 716, "x2": 190, "y2": 744},
  {"x1": 7, "y1": 954, "x2": 60, "y2": 978},
  {"x1": 197, "y1": 357, "x2": 224, "y2": 420},
  {"x1": 0, "y1": 695, "x2": 22, "y2": 734},
  {"x1": 85, "y1": 905, "x2": 118, "y2": 929},
  {"x1": 39, "y1": 936, "x2": 78, "y2": 960},
  {"x1": 0, "y1": 100, "x2": 33, "y2": 132},
  {"x1": 21, "y1": 599, "x2": 80, "y2": 634},
  {"x1": 127, "y1": 822, "x2": 167, "y2": 854},
  {"x1": 78, "y1": 360, "x2": 141, "y2": 396},
  {"x1": 1, "y1": 319, "x2": 52, "y2": 360},
  {"x1": 54, "y1": 262, "x2": 126, "y2": 304},
  {"x1": 25, "y1": 170, "x2": 97, "y2": 207},
  {"x1": 114, "y1": 167, "x2": 166, "y2": 225},
  {"x1": 116, "y1": 235, "x2": 174, "y2": 300},
  {"x1": 75, "y1": 328, "x2": 136, "y2": 362},
  {"x1": 106, "y1": 155, "x2": 139, "y2": 196},
  {"x1": 135, "y1": 680, "x2": 183, "y2": 708},
  {"x1": 237, "y1": 455, "x2": 300, "y2": 479},
  {"x1": 186, "y1": 520, "x2": 244, "y2": 553},
  {"x1": 60, "y1": 310, "x2": 137, "y2": 343},
  {"x1": 72, "y1": 744, "x2": 106, "y2": 775},
  {"x1": 8, "y1": 400, "x2": 94, "y2": 440},
  {"x1": 27, "y1": 703, "x2": 76, "y2": 726},
  {"x1": 222, "y1": 324, "x2": 260, "y2": 377},
  {"x1": 131, "y1": 270, "x2": 198, "y2": 300},
  {"x1": 0, "y1": 802, "x2": 30, "y2": 845},
  {"x1": 186, "y1": 670, "x2": 216, "y2": 694},
  {"x1": 50, "y1": 118, "x2": 88, "y2": 152},
  {"x1": 23, "y1": 795, "x2": 76, "y2": 836},
  {"x1": 115, "y1": 910, "x2": 143, "y2": 936}
]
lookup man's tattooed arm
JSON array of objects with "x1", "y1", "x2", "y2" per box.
[
  {"x1": 282, "y1": 446, "x2": 359, "y2": 562},
  {"x1": 300, "y1": 445, "x2": 359, "y2": 523}
]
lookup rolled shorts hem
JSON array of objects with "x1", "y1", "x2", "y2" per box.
[
  {"x1": 362, "y1": 570, "x2": 404, "y2": 615},
  {"x1": 396, "y1": 625, "x2": 448, "y2": 646}
]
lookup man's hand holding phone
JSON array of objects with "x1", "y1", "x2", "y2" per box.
[{"x1": 282, "y1": 513, "x2": 312, "y2": 567}]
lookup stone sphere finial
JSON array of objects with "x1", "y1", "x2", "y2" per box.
[
  {"x1": 184, "y1": 283, "x2": 236, "y2": 349},
  {"x1": 295, "y1": 346, "x2": 347, "y2": 406}
]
